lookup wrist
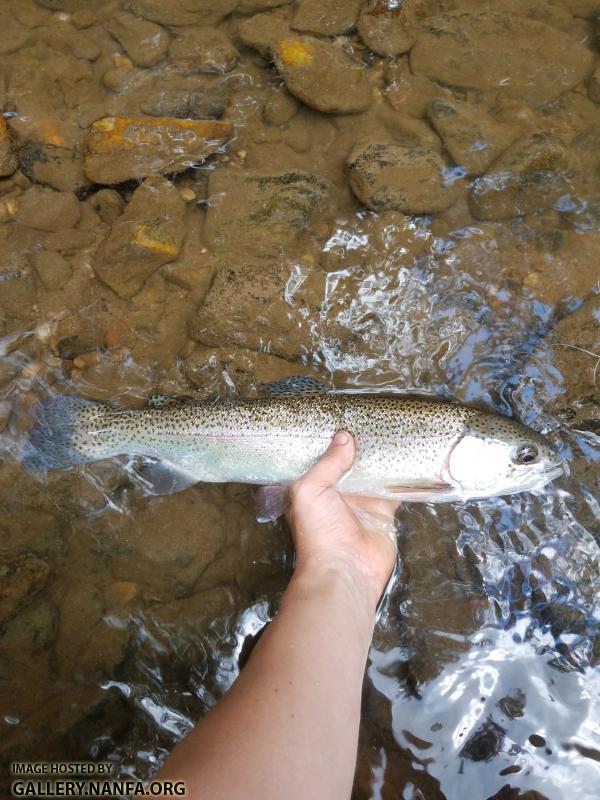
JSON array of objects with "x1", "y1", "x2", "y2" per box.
[{"x1": 290, "y1": 557, "x2": 380, "y2": 630}]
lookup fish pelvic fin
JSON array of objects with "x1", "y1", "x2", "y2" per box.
[
  {"x1": 22, "y1": 395, "x2": 107, "y2": 472},
  {"x1": 255, "y1": 484, "x2": 289, "y2": 522}
]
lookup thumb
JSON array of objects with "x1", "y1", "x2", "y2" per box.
[{"x1": 305, "y1": 431, "x2": 356, "y2": 489}]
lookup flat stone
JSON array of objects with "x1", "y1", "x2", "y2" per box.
[
  {"x1": 292, "y1": 0, "x2": 361, "y2": 36},
  {"x1": 238, "y1": 9, "x2": 291, "y2": 57},
  {"x1": 0, "y1": 12, "x2": 30, "y2": 55},
  {"x1": 93, "y1": 176, "x2": 185, "y2": 298},
  {"x1": 0, "y1": 555, "x2": 50, "y2": 624},
  {"x1": 547, "y1": 295, "x2": 599, "y2": 432},
  {"x1": 589, "y1": 65, "x2": 600, "y2": 104},
  {"x1": 238, "y1": 0, "x2": 292, "y2": 10},
  {"x1": 427, "y1": 98, "x2": 521, "y2": 176},
  {"x1": 273, "y1": 36, "x2": 372, "y2": 114},
  {"x1": 347, "y1": 141, "x2": 459, "y2": 213},
  {"x1": 105, "y1": 491, "x2": 226, "y2": 600},
  {"x1": 517, "y1": 224, "x2": 600, "y2": 305},
  {"x1": 126, "y1": 0, "x2": 238, "y2": 26},
  {"x1": 106, "y1": 11, "x2": 170, "y2": 68},
  {"x1": 88, "y1": 188, "x2": 125, "y2": 225},
  {"x1": 205, "y1": 169, "x2": 334, "y2": 257},
  {"x1": 469, "y1": 132, "x2": 572, "y2": 220},
  {"x1": 262, "y1": 87, "x2": 299, "y2": 126},
  {"x1": 18, "y1": 142, "x2": 89, "y2": 193},
  {"x1": 411, "y1": 11, "x2": 595, "y2": 107},
  {"x1": 169, "y1": 25, "x2": 239, "y2": 73},
  {"x1": 560, "y1": 0, "x2": 600, "y2": 17},
  {"x1": 16, "y1": 187, "x2": 80, "y2": 232},
  {"x1": 385, "y1": 62, "x2": 450, "y2": 118},
  {"x1": 31, "y1": 251, "x2": 72, "y2": 291},
  {"x1": 190, "y1": 261, "x2": 326, "y2": 359},
  {"x1": 0, "y1": 118, "x2": 17, "y2": 177},
  {"x1": 358, "y1": 0, "x2": 418, "y2": 56},
  {"x1": 84, "y1": 116, "x2": 232, "y2": 184}
]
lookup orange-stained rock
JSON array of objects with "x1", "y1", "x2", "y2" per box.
[
  {"x1": 84, "y1": 116, "x2": 232, "y2": 184},
  {"x1": 0, "y1": 117, "x2": 17, "y2": 177}
]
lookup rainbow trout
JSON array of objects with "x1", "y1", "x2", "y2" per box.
[{"x1": 22, "y1": 379, "x2": 563, "y2": 520}]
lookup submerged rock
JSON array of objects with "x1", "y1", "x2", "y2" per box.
[
  {"x1": 126, "y1": 0, "x2": 238, "y2": 26},
  {"x1": 548, "y1": 296, "x2": 599, "y2": 432},
  {"x1": 237, "y1": 8, "x2": 291, "y2": 58},
  {"x1": 460, "y1": 719, "x2": 506, "y2": 762},
  {"x1": 411, "y1": 11, "x2": 594, "y2": 106},
  {"x1": 31, "y1": 251, "x2": 72, "y2": 291},
  {"x1": 16, "y1": 187, "x2": 80, "y2": 232},
  {"x1": 357, "y1": 0, "x2": 418, "y2": 56},
  {"x1": 84, "y1": 116, "x2": 232, "y2": 184},
  {"x1": 385, "y1": 62, "x2": 450, "y2": 118},
  {"x1": 169, "y1": 26, "x2": 239, "y2": 72},
  {"x1": 589, "y1": 65, "x2": 600, "y2": 104},
  {"x1": 469, "y1": 132, "x2": 572, "y2": 220},
  {"x1": 190, "y1": 261, "x2": 326, "y2": 359},
  {"x1": 204, "y1": 169, "x2": 334, "y2": 257},
  {"x1": 93, "y1": 176, "x2": 185, "y2": 298},
  {"x1": 262, "y1": 87, "x2": 299, "y2": 126},
  {"x1": 0, "y1": 118, "x2": 17, "y2": 177},
  {"x1": 347, "y1": 141, "x2": 459, "y2": 213},
  {"x1": 273, "y1": 36, "x2": 372, "y2": 114},
  {"x1": 238, "y1": 0, "x2": 292, "y2": 10},
  {"x1": 427, "y1": 98, "x2": 521, "y2": 176},
  {"x1": 0, "y1": 555, "x2": 50, "y2": 624},
  {"x1": 185, "y1": 345, "x2": 319, "y2": 396},
  {"x1": 18, "y1": 142, "x2": 89, "y2": 194},
  {"x1": 106, "y1": 11, "x2": 170, "y2": 68},
  {"x1": 292, "y1": 0, "x2": 361, "y2": 36}
]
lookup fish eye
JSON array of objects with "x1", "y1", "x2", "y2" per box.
[{"x1": 515, "y1": 444, "x2": 539, "y2": 465}]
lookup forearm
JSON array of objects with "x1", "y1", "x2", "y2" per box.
[{"x1": 156, "y1": 566, "x2": 377, "y2": 800}]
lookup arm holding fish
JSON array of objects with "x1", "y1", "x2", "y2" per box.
[{"x1": 155, "y1": 431, "x2": 398, "y2": 800}]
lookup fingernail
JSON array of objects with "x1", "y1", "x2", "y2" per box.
[{"x1": 333, "y1": 431, "x2": 349, "y2": 445}]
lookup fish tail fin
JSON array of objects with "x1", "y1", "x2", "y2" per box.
[{"x1": 22, "y1": 396, "x2": 108, "y2": 472}]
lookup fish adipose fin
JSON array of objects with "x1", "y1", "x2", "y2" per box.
[
  {"x1": 22, "y1": 396, "x2": 104, "y2": 472},
  {"x1": 259, "y1": 376, "x2": 330, "y2": 397},
  {"x1": 132, "y1": 458, "x2": 200, "y2": 496},
  {"x1": 255, "y1": 485, "x2": 288, "y2": 522}
]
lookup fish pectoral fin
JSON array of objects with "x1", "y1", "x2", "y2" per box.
[
  {"x1": 131, "y1": 458, "x2": 200, "y2": 496},
  {"x1": 258, "y1": 376, "x2": 331, "y2": 397},
  {"x1": 255, "y1": 485, "x2": 289, "y2": 523}
]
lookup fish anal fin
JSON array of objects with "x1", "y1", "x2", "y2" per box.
[
  {"x1": 132, "y1": 459, "x2": 199, "y2": 496},
  {"x1": 255, "y1": 485, "x2": 288, "y2": 522}
]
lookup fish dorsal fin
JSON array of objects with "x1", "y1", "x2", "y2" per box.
[
  {"x1": 147, "y1": 394, "x2": 189, "y2": 409},
  {"x1": 130, "y1": 458, "x2": 199, "y2": 495},
  {"x1": 259, "y1": 376, "x2": 330, "y2": 397}
]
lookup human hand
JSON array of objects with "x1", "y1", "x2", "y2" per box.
[{"x1": 287, "y1": 431, "x2": 399, "y2": 611}]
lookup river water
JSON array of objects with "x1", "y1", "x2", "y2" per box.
[{"x1": 0, "y1": 1, "x2": 598, "y2": 798}]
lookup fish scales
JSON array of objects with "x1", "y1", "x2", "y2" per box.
[
  {"x1": 68, "y1": 395, "x2": 474, "y2": 488},
  {"x1": 22, "y1": 392, "x2": 562, "y2": 507}
]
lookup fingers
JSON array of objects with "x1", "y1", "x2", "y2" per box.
[
  {"x1": 347, "y1": 495, "x2": 400, "y2": 519},
  {"x1": 301, "y1": 431, "x2": 356, "y2": 491}
]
